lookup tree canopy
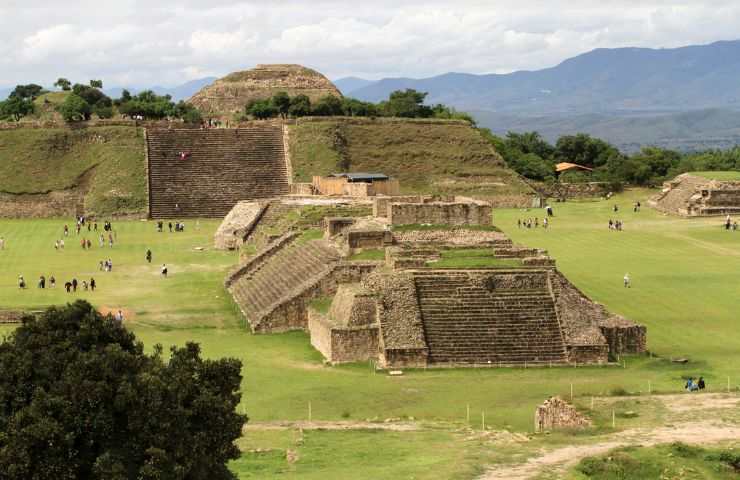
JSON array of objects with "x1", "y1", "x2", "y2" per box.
[{"x1": 0, "y1": 301, "x2": 246, "y2": 480}]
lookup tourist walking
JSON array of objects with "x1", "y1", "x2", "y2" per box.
[
  {"x1": 49, "y1": 276, "x2": 56, "y2": 288},
  {"x1": 623, "y1": 273, "x2": 631, "y2": 288},
  {"x1": 161, "y1": 264, "x2": 168, "y2": 278},
  {"x1": 0, "y1": 237, "x2": 4, "y2": 250},
  {"x1": 38, "y1": 275, "x2": 45, "y2": 289},
  {"x1": 90, "y1": 278, "x2": 96, "y2": 292},
  {"x1": 146, "y1": 249, "x2": 152, "y2": 263},
  {"x1": 72, "y1": 278, "x2": 78, "y2": 292},
  {"x1": 18, "y1": 275, "x2": 26, "y2": 289}
]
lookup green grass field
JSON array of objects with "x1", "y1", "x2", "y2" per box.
[{"x1": 2, "y1": 189, "x2": 740, "y2": 478}]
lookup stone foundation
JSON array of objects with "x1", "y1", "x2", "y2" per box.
[
  {"x1": 535, "y1": 396, "x2": 591, "y2": 432},
  {"x1": 388, "y1": 201, "x2": 492, "y2": 226}
]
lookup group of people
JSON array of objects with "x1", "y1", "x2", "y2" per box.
[
  {"x1": 17, "y1": 274, "x2": 96, "y2": 293},
  {"x1": 685, "y1": 377, "x2": 706, "y2": 391},
  {"x1": 99, "y1": 259, "x2": 114, "y2": 272},
  {"x1": 518, "y1": 217, "x2": 548, "y2": 229},
  {"x1": 725, "y1": 215, "x2": 738, "y2": 231},
  {"x1": 608, "y1": 219, "x2": 625, "y2": 231},
  {"x1": 156, "y1": 220, "x2": 185, "y2": 233}
]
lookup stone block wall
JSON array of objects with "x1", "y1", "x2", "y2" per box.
[
  {"x1": 567, "y1": 345, "x2": 609, "y2": 364},
  {"x1": 347, "y1": 230, "x2": 391, "y2": 249},
  {"x1": 0, "y1": 310, "x2": 25, "y2": 324},
  {"x1": 223, "y1": 232, "x2": 298, "y2": 288},
  {"x1": 600, "y1": 324, "x2": 647, "y2": 357},
  {"x1": 535, "y1": 397, "x2": 591, "y2": 432},
  {"x1": 290, "y1": 183, "x2": 315, "y2": 195},
  {"x1": 388, "y1": 202, "x2": 492, "y2": 226},
  {"x1": 325, "y1": 217, "x2": 356, "y2": 237}
]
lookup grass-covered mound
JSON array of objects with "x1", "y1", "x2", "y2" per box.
[
  {"x1": 572, "y1": 442, "x2": 740, "y2": 479},
  {"x1": 288, "y1": 118, "x2": 532, "y2": 205},
  {"x1": 0, "y1": 126, "x2": 147, "y2": 215}
]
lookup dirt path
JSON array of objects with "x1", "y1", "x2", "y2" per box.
[
  {"x1": 244, "y1": 420, "x2": 421, "y2": 432},
  {"x1": 480, "y1": 395, "x2": 740, "y2": 480}
]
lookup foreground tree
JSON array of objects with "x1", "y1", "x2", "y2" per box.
[
  {"x1": 0, "y1": 301, "x2": 246, "y2": 480},
  {"x1": 0, "y1": 96, "x2": 35, "y2": 121}
]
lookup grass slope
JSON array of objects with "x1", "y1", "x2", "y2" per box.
[
  {"x1": 0, "y1": 126, "x2": 147, "y2": 215},
  {"x1": 289, "y1": 118, "x2": 532, "y2": 202}
]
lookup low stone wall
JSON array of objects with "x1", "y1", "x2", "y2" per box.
[
  {"x1": 325, "y1": 217, "x2": 356, "y2": 237},
  {"x1": 380, "y1": 348, "x2": 429, "y2": 368},
  {"x1": 0, "y1": 190, "x2": 83, "y2": 218},
  {"x1": 0, "y1": 310, "x2": 25, "y2": 324},
  {"x1": 347, "y1": 230, "x2": 391, "y2": 249},
  {"x1": 214, "y1": 201, "x2": 267, "y2": 250},
  {"x1": 308, "y1": 310, "x2": 379, "y2": 364},
  {"x1": 535, "y1": 396, "x2": 591, "y2": 432},
  {"x1": 290, "y1": 183, "x2": 315, "y2": 195},
  {"x1": 373, "y1": 195, "x2": 455, "y2": 218},
  {"x1": 392, "y1": 228, "x2": 509, "y2": 246},
  {"x1": 600, "y1": 324, "x2": 647, "y2": 356},
  {"x1": 537, "y1": 182, "x2": 610, "y2": 199},
  {"x1": 567, "y1": 345, "x2": 609, "y2": 364},
  {"x1": 388, "y1": 202, "x2": 492, "y2": 226}
]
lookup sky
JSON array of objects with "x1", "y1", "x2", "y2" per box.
[{"x1": 2, "y1": 0, "x2": 740, "y2": 88}]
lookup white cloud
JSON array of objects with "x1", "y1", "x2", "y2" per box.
[{"x1": 1, "y1": 1, "x2": 740, "y2": 88}]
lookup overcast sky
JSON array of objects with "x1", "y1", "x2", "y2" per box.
[{"x1": 2, "y1": 0, "x2": 739, "y2": 88}]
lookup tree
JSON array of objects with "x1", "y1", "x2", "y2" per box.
[
  {"x1": 380, "y1": 89, "x2": 433, "y2": 118},
  {"x1": 311, "y1": 95, "x2": 343, "y2": 116},
  {"x1": 89, "y1": 79, "x2": 104, "y2": 89},
  {"x1": 56, "y1": 94, "x2": 92, "y2": 122},
  {"x1": 72, "y1": 83, "x2": 112, "y2": 109},
  {"x1": 0, "y1": 301, "x2": 246, "y2": 479},
  {"x1": 554, "y1": 133, "x2": 621, "y2": 169},
  {"x1": 271, "y1": 91, "x2": 291, "y2": 118},
  {"x1": 9, "y1": 84, "x2": 45, "y2": 101},
  {"x1": 0, "y1": 96, "x2": 35, "y2": 121},
  {"x1": 246, "y1": 99, "x2": 278, "y2": 120},
  {"x1": 341, "y1": 98, "x2": 377, "y2": 117},
  {"x1": 54, "y1": 78, "x2": 72, "y2": 91},
  {"x1": 288, "y1": 94, "x2": 311, "y2": 117}
]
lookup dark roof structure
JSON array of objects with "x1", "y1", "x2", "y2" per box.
[{"x1": 330, "y1": 173, "x2": 389, "y2": 182}]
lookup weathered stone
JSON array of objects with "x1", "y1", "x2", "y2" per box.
[
  {"x1": 189, "y1": 64, "x2": 341, "y2": 117},
  {"x1": 535, "y1": 396, "x2": 591, "y2": 432}
]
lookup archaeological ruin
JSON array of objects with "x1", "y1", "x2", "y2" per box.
[
  {"x1": 219, "y1": 193, "x2": 646, "y2": 369},
  {"x1": 189, "y1": 64, "x2": 342, "y2": 118},
  {"x1": 650, "y1": 173, "x2": 740, "y2": 216}
]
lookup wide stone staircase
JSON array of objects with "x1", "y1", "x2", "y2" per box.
[
  {"x1": 147, "y1": 127, "x2": 289, "y2": 218},
  {"x1": 228, "y1": 238, "x2": 341, "y2": 331},
  {"x1": 413, "y1": 270, "x2": 567, "y2": 364}
]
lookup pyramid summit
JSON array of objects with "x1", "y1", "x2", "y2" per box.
[{"x1": 188, "y1": 64, "x2": 341, "y2": 117}]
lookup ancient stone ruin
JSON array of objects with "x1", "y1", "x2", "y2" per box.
[
  {"x1": 146, "y1": 125, "x2": 289, "y2": 218},
  {"x1": 650, "y1": 173, "x2": 740, "y2": 216},
  {"x1": 189, "y1": 64, "x2": 342, "y2": 117},
  {"x1": 219, "y1": 193, "x2": 646, "y2": 368},
  {"x1": 534, "y1": 396, "x2": 591, "y2": 432}
]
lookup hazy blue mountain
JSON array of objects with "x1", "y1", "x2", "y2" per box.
[
  {"x1": 473, "y1": 109, "x2": 740, "y2": 153},
  {"x1": 0, "y1": 87, "x2": 11, "y2": 100},
  {"x1": 350, "y1": 40, "x2": 740, "y2": 115},
  {"x1": 334, "y1": 77, "x2": 376, "y2": 95}
]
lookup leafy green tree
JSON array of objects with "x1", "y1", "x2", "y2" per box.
[
  {"x1": 89, "y1": 79, "x2": 104, "y2": 89},
  {"x1": 56, "y1": 94, "x2": 92, "y2": 122},
  {"x1": 246, "y1": 99, "x2": 278, "y2": 119},
  {"x1": 288, "y1": 94, "x2": 311, "y2": 117},
  {"x1": 0, "y1": 96, "x2": 35, "y2": 121},
  {"x1": 72, "y1": 83, "x2": 112, "y2": 109},
  {"x1": 380, "y1": 89, "x2": 433, "y2": 118},
  {"x1": 271, "y1": 91, "x2": 291, "y2": 118},
  {"x1": 0, "y1": 301, "x2": 246, "y2": 480},
  {"x1": 311, "y1": 95, "x2": 343, "y2": 116},
  {"x1": 505, "y1": 132, "x2": 554, "y2": 160},
  {"x1": 54, "y1": 78, "x2": 72, "y2": 91},
  {"x1": 9, "y1": 84, "x2": 45, "y2": 101},
  {"x1": 93, "y1": 104, "x2": 114, "y2": 119},
  {"x1": 554, "y1": 133, "x2": 622, "y2": 169},
  {"x1": 341, "y1": 98, "x2": 377, "y2": 117}
]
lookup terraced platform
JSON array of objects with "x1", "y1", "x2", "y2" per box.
[
  {"x1": 147, "y1": 127, "x2": 289, "y2": 218},
  {"x1": 413, "y1": 270, "x2": 567, "y2": 365},
  {"x1": 228, "y1": 237, "x2": 341, "y2": 332}
]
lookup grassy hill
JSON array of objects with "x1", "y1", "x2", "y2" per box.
[
  {"x1": 0, "y1": 126, "x2": 147, "y2": 216},
  {"x1": 288, "y1": 117, "x2": 532, "y2": 205}
]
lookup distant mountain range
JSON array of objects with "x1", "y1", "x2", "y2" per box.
[
  {"x1": 0, "y1": 77, "x2": 217, "y2": 102},
  {"x1": 472, "y1": 109, "x2": 740, "y2": 153},
  {"x1": 337, "y1": 40, "x2": 740, "y2": 115}
]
